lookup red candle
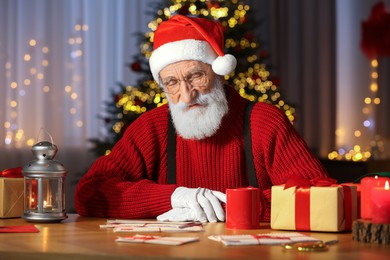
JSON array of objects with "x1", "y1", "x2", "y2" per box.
[
  {"x1": 361, "y1": 176, "x2": 389, "y2": 219},
  {"x1": 371, "y1": 181, "x2": 390, "y2": 224}
]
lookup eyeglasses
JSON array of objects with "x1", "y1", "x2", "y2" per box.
[{"x1": 161, "y1": 70, "x2": 209, "y2": 95}]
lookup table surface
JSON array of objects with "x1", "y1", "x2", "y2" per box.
[{"x1": 0, "y1": 214, "x2": 389, "y2": 260}]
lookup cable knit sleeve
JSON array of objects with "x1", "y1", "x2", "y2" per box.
[{"x1": 74, "y1": 105, "x2": 178, "y2": 218}]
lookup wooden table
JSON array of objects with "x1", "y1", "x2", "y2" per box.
[{"x1": 0, "y1": 214, "x2": 389, "y2": 260}]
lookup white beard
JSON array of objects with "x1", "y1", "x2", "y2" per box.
[{"x1": 168, "y1": 78, "x2": 229, "y2": 140}]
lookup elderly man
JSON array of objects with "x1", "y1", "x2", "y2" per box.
[{"x1": 74, "y1": 15, "x2": 328, "y2": 223}]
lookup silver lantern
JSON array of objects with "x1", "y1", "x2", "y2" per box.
[{"x1": 22, "y1": 141, "x2": 68, "y2": 222}]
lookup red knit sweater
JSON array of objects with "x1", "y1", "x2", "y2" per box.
[{"x1": 74, "y1": 86, "x2": 328, "y2": 221}]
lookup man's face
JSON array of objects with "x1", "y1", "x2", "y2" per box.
[
  {"x1": 159, "y1": 60, "x2": 215, "y2": 105},
  {"x1": 159, "y1": 60, "x2": 229, "y2": 140}
]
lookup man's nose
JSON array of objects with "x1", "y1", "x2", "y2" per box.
[{"x1": 178, "y1": 80, "x2": 196, "y2": 104}]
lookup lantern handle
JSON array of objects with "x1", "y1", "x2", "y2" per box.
[{"x1": 36, "y1": 127, "x2": 56, "y2": 147}]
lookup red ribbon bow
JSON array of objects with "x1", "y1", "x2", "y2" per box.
[
  {"x1": 0, "y1": 167, "x2": 23, "y2": 178},
  {"x1": 283, "y1": 175, "x2": 337, "y2": 190}
]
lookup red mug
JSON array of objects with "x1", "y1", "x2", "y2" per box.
[{"x1": 226, "y1": 187, "x2": 261, "y2": 229}]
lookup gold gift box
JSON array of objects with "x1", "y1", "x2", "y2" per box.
[
  {"x1": 271, "y1": 184, "x2": 358, "y2": 232},
  {"x1": 0, "y1": 178, "x2": 24, "y2": 218}
]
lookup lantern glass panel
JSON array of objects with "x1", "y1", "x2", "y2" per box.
[
  {"x1": 24, "y1": 178, "x2": 37, "y2": 211},
  {"x1": 24, "y1": 176, "x2": 65, "y2": 213}
]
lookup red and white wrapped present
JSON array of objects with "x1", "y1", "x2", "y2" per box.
[{"x1": 271, "y1": 176, "x2": 358, "y2": 232}]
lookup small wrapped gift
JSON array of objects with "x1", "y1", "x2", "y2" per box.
[
  {"x1": 271, "y1": 176, "x2": 358, "y2": 232},
  {"x1": 0, "y1": 167, "x2": 24, "y2": 218}
]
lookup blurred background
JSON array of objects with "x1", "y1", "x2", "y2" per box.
[{"x1": 1, "y1": 0, "x2": 390, "y2": 212}]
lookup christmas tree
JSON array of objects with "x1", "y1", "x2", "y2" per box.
[{"x1": 90, "y1": 0, "x2": 295, "y2": 157}]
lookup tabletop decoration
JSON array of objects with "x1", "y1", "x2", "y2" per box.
[
  {"x1": 352, "y1": 219, "x2": 390, "y2": 244},
  {"x1": 0, "y1": 224, "x2": 39, "y2": 233},
  {"x1": 0, "y1": 167, "x2": 24, "y2": 218},
  {"x1": 208, "y1": 232, "x2": 321, "y2": 246},
  {"x1": 360, "y1": 175, "x2": 390, "y2": 219},
  {"x1": 344, "y1": 172, "x2": 390, "y2": 220},
  {"x1": 22, "y1": 130, "x2": 68, "y2": 223},
  {"x1": 270, "y1": 176, "x2": 358, "y2": 232},
  {"x1": 371, "y1": 180, "x2": 390, "y2": 224},
  {"x1": 352, "y1": 180, "x2": 390, "y2": 244},
  {"x1": 115, "y1": 234, "x2": 199, "y2": 246},
  {"x1": 100, "y1": 219, "x2": 205, "y2": 232},
  {"x1": 282, "y1": 241, "x2": 335, "y2": 252}
]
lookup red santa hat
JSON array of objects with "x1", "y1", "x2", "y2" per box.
[{"x1": 149, "y1": 15, "x2": 237, "y2": 84}]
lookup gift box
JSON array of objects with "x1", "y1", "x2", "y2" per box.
[
  {"x1": 0, "y1": 167, "x2": 24, "y2": 218},
  {"x1": 271, "y1": 177, "x2": 358, "y2": 232},
  {"x1": 342, "y1": 182, "x2": 361, "y2": 219}
]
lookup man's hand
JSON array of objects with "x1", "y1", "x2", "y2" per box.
[
  {"x1": 156, "y1": 207, "x2": 197, "y2": 222},
  {"x1": 157, "y1": 187, "x2": 226, "y2": 222}
]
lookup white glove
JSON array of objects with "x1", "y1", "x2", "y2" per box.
[
  {"x1": 157, "y1": 208, "x2": 197, "y2": 222},
  {"x1": 157, "y1": 187, "x2": 226, "y2": 223}
]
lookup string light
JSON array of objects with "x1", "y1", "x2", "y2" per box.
[
  {"x1": 328, "y1": 58, "x2": 383, "y2": 161},
  {"x1": 3, "y1": 22, "x2": 87, "y2": 147}
]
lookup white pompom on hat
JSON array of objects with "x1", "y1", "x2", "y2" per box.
[{"x1": 149, "y1": 15, "x2": 237, "y2": 84}]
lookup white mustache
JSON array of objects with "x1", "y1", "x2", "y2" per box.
[{"x1": 174, "y1": 94, "x2": 211, "y2": 111}]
